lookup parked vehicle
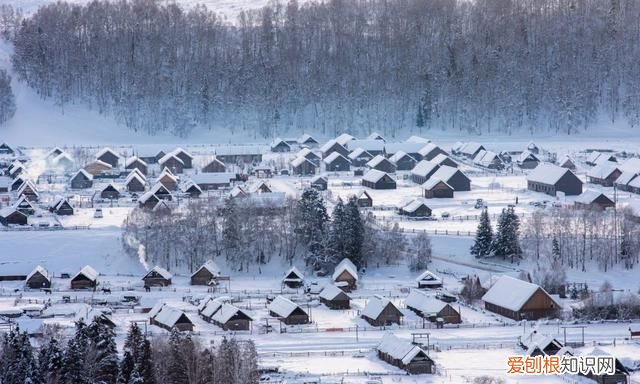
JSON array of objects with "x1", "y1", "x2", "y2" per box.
[{"x1": 94, "y1": 208, "x2": 103, "y2": 218}]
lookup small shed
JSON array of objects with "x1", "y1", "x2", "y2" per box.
[
  {"x1": 423, "y1": 179, "x2": 454, "y2": 199},
  {"x1": 399, "y1": 199, "x2": 432, "y2": 218},
  {"x1": 157, "y1": 169, "x2": 178, "y2": 191},
  {"x1": 517, "y1": 151, "x2": 540, "y2": 169},
  {"x1": 320, "y1": 140, "x2": 349, "y2": 159},
  {"x1": 26, "y1": 266, "x2": 51, "y2": 289},
  {"x1": 355, "y1": 190, "x2": 373, "y2": 208},
  {"x1": 158, "y1": 153, "x2": 184, "y2": 174},
  {"x1": 268, "y1": 296, "x2": 309, "y2": 325},
  {"x1": 587, "y1": 163, "x2": 622, "y2": 186},
  {"x1": 362, "y1": 169, "x2": 396, "y2": 190},
  {"x1": 71, "y1": 266, "x2": 98, "y2": 290},
  {"x1": 84, "y1": 160, "x2": 112, "y2": 176},
  {"x1": 405, "y1": 290, "x2": 461, "y2": 324},
  {"x1": 527, "y1": 164, "x2": 583, "y2": 196},
  {"x1": 190, "y1": 260, "x2": 222, "y2": 286},
  {"x1": 50, "y1": 197, "x2": 74, "y2": 216},
  {"x1": 348, "y1": 148, "x2": 374, "y2": 167},
  {"x1": 411, "y1": 161, "x2": 440, "y2": 184},
  {"x1": 100, "y1": 183, "x2": 121, "y2": 199},
  {"x1": 428, "y1": 166, "x2": 470, "y2": 192},
  {"x1": 171, "y1": 148, "x2": 194, "y2": 169},
  {"x1": 125, "y1": 172, "x2": 146, "y2": 192},
  {"x1": 270, "y1": 138, "x2": 292, "y2": 153},
  {"x1": 291, "y1": 156, "x2": 317, "y2": 176},
  {"x1": 299, "y1": 134, "x2": 319, "y2": 147},
  {"x1": 332, "y1": 258, "x2": 359, "y2": 291},
  {"x1": 15, "y1": 195, "x2": 36, "y2": 215},
  {"x1": 416, "y1": 270, "x2": 443, "y2": 289},
  {"x1": 310, "y1": 176, "x2": 328, "y2": 191},
  {"x1": 319, "y1": 285, "x2": 351, "y2": 310},
  {"x1": 142, "y1": 266, "x2": 172, "y2": 287},
  {"x1": 282, "y1": 267, "x2": 305, "y2": 289},
  {"x1": 70, "y1": 169, "x2": 93, "y2": 189},
  {"x1": 558, "y1": 155, "x2": 576, "y2": 170},
  {"x1": 376, "y1": 333, "x2": 434, "y2": 374}
]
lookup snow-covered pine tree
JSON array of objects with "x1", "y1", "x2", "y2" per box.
[
  {"x1": 344, "y1": 196, "x2": 365, "y2": 268},
  {"x1": 552, "y1": 236, "x2": 561, "y2": 260},
  {"x1": 39, "y1": 338, "x2": 63, "y2": 384},
  {"x1": 61, "y1": 320, "x2": 89, "y2": 384},
  {"x1": 0, "y1": 69, "x2": 16, "y2": 125},
  {"x1": 409, "y1": 231, "x2": 432, "y2": 271},
  {"x1": 328, "y1": 198, "x2": 347, "y2": 263},
  {"x1": 470, "y1": 208, "x2": 493, "y2": 258},
  {"x1": 416, "y1": 104, "x2": 424, "y2": 128},
  {"x1": 492, "y1": 206, "x2": 522, "y2": 262},
  {"x1": 222, "y1": 198, "x2": 241, "y2": 265},
  {"x1": 166, "y1": 330, "x2": 189, "y2": 384}
]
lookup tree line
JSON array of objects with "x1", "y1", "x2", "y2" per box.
[
  {"x1": 0, "y1": 319, "x2": 259, "y2": 384},
  {"x1": 4, "y1": 0, "x2": 640, "y2": 137},
  {"x1": 122, "y1": 189, "x2": 432, "y2": 274}
]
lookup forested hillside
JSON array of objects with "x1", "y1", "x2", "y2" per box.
[{"x1": 3, "y1": 0, "x2": 640, "y2": 138}]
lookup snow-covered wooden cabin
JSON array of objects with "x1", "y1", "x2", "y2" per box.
[
  {"x1": 405, "y1": 290, "x2": 460, "y2": 324},
  {"x1": 361, "y1": 295, "x2": 403, "y2": 326},
  {"x1": 416, "y1": 270, "x2": 443, "y2": 289},
  {"x1": 376, "y1": 333, "x2": 434, "y2": 374},
  {"x1": 70, "y1": 265, "x2": 98, "y2": 290},
  {"x1": 191, "y1": 260, "x2": 221, "y2": 286},
  {"x1": 26, "y1": 266, "x2": 51, "y2": 289},
  {"x1": 332, "y1": 258, "x2": 359, "y2": 291},
  {"x1": 319, "y1": 285, "x2": 351, "y2": 310},
  {"x1": 268, "y1": 296, "x2": 309, "y2": 325},
  {"x1": 482, "y1": 276, "x2": 560, "y2": 320},
  {"x1": 142, "y1": 266, "x2": 172, "y2": 287},
  {"x1": 282, "y1": 267, "x2": 305, "y2": 289}
]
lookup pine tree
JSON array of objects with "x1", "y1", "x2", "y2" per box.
[
  {"x1": 344, "y1": 196, "x2": 365, "y2": 268},
  {"x1": 492, "y1": 206, "x2": 522, "y2": 262},
  {"x1": 327, "y1": 198, "x2": 347, "y2": 264},
  {"x1": 552, "y1": 236, "x2": 561, "y2": 260},
  {"x1": 166, "y1": 330, "x2": 188, "y2": 384},
  {"x1": 61, "y1": 320, "x2": 89, "y2": 384},
  {"x1": 0, "y1": 69, "x2": 16, "y2": 125},
  {"x1": 215, "y1": 338, "x2": 239, "y2": 384},
  {"x1": 222, "y1": 197, "x2": 241, "y2": 264},
  {"x1": 239, "y1": 340, "x2": 260, "y2": 384},
  {"x1": 196, "y1": 348, "x2": 215, "y2": 384},
  {"x1": 138, "y1": 339, "x2": 155, "y2": 384},
  {"x1": 297, "y1": 188, "x2": 329, "y2": 269},
  {"x1": 86, "y1": 319, "x2": 119, "y2": 384},
  {"x1": 471, "y1": 208, "x2": 493, "y2": 258},
  {"x1": 39, "y1": 338, "x2": 63, "y2": 384}
]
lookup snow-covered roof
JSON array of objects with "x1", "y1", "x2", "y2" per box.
[
  {"x1": 362, "y1": 295, "x2": 399, "y2": 319},
  {"x1": 0, "y1": 176, "x2": 11, "y2": 188},
  {"x1": 201, "y1": 298, "x2": 225, "y2": 318},
  {"x1": 139, "y1": 183, "x2": 171, "y2": 204},
  {"x1": 587, "y1": 162, "x2": 620, "y2": 179},
  {"x1": 229, "y1": 185, "x2": 247, "y2": 198},
  {"x1": 384, "y1": 142, "x2": 426, "y2": 155},
  {"x1": 418, "y1": 143, "x2": 442, "y2": 157},
  {"x1": 406, "y1": 135, "x2": 430, "y2": 144},
  {"x1": 362, "y1": 169, "x2": 391, "y2": 183},
  {"x1": 473, "y1": 149, "x2": 487, "y2": 163},
  {"x1": 527, "y1": 164, "x2": 576, "y2": 185},
  {"x1": 366, "y1": 155, "x2": 390, "y2": 168},
  {"x1": 619, "y1": 157, "x2": 640, "y2": 173},
  {"x1": 323, "y1": 152, "x2": 349, "y2": 165},
  {"x1": 614, "y1": 171, "x2": 637, "y2": 186},
  {"x1": 587, "y1": 152, "x2": 603, "y2": 164},
  {"x1": 283, "y1": 266, "x2": 305, "y2": 282},
  {"x1": 431, "y1": 153, "x2": 455, "y2": 165},
  {"x1": 52, "y1": 152, "x2": 74, "y2": 166},
  {"x1": 459, "y1": 142, "x2": 484, "y2": 156},
  {"x1": 153, "y1": 306, "x2": 191, "y2": 328},
  {"x1": 26, "y1": 265, "x2": 49, "y2": 281},
  {"x1": 270, "y1": 138, "x2": 291, "y2": 149},
  {"x1": 628, "y1": 176, "x2": 640, "y2": 189},
  {"x1": 296, "y1": 148, "x2": 315, "y2": 158},
  {"x1": 415, "y1": 270, "x2": 442, "y2": 284},
  {"x1": 191, "y1": 260, "x2": 221, "y2": 278},
  {"x1": 189, "y1": 172, "x2": 235, "y2": 185},
  {"x1": 422, "y1": 178, "x2": 452, "y2": 191},
  {"x1": 367, "y1": 132, "x2": 385, "y2": 140},
  {"x1": 125, "y1": 156, "x2": 147, "y2": 167},
  {"x1": 400, "y1": 199, "x2": 430, "y2": 214},
  {"x1": 95, "y1": 147, "x2": 120, "y2": 159},
  {"x1": 291, "y1": 156, "x2": 315, "y2": 168},
  {"x1": 319, "y1": 284, "x2": 350, "y2": 301},
  {"x1": 311, "y1": 175, "x2": 328, "y2": 184},
  {"x1": 388, "y1": 150, "x2": 415, "y2": 164},
  {"x1": 73, "y1": 169, "x2": 93, "y2": 181},
  {"x1": 214, "y1": 145, "x2": 264, "y2": 156},
  {"x1": 346, "y1": 139, "x2": 385, "y2": 152},
  {"x1": 333, "y1": 258, "x2": 358, "y2": 281},
  {"x1": 377, "y1": 333, "x2": 427, "y2": 365},
  {"x1": 144, "y1": 266, "x2": 172, "y2": 280},
  {"x1": 429, "y1": 165, "x2": 463, "y2": 183},
  {"x1": 73, "y1": 265, "x2": 98, "y2": 282},
  {"x1": 211, "y1": 303, "x2": 252, "y2": 324},
  {"x1": 348, "y1": 147, "x2": 372, "y2": 160},
  {"x1": 517, "y1": 150, "x2": 539, "y2": 163},
  {"x1": 268, "y1": 296, "x2": 305, "y2": 318},
  {"x1": 158, "y1": 152, "x2": 184, "y2": 166},
  {"x1": 335, "y1": 133, "x2": 354, "y2": 146},
  {"x1": 482, "y1": 275, "x2": 552, "y2": 312},
  {"x1": 405, "y1": 290, "x2": 448, "y2": 315},
  {"x1": 125, "y1": 172, "x2": 146, "y2": 186},
  {"x1": 320, "y1": 139, "x2": 339, "y2": 153},
  {"x1": 17, "y1": 180, "x2": 39, "y2": 197},
  {"x1": 299, "y1": 134, "x2": 317, "y2": 143},
  {"x1": 574, "y1": 190, "x2": 613, "y2": 205},
  {"x1": 411, "y1": 160, "x2": 440, "y2": 178}
]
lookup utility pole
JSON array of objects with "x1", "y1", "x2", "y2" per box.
[{"x1": 614, "y1": 184, "x2": 618, "y2": 259}]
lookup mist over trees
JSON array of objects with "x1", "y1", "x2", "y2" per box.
[
  {"x1": 0, "y1": 69, "x2": 16, "y2": 126},
  {"x1": 6, "y1": 0, "x2": 640, "y2": 137}
]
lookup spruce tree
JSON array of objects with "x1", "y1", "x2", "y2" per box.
[
  {"x1": 492, "y1": 206, "x2": 522, "y2": 262},
  {"x1": 87, "y1": 319, "x2": 119, "y2": 384},
  {"x1": 166, "y1": 330, "x2": 188, "y2": 384},
  {"x1": 222, "y1": 197, "x2": 241, "y2": 263},
  {"x1": 471, "y1": 208, "x2": 493, "y2": 258},
  {"x1": 40, "y1": 338, "x2": 63, "y2": 384},
  {"x1": 297, "y1": 188, "x2": 329, "y2": 252},
  {"x1": 61, "y1": 320, "x2": 89, "y2": 384},
  {"x1": 138, "y1": 339, "x2": 155, "y2": 384},
  {"x1": 416, "y1": 104, "x2": 425, "y2": 127},
  {"x1": 344, "y1": 196, "x2": 365, "y2": 268},
  {"x1": 328, "y1": 198, "x2": 347, "y2": 263},
  {"x1": 552, "y1": 236, "x2": 561, "y2": 260}
]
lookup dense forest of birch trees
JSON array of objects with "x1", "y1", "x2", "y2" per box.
[{"x1": 2, "y1": 0, "x2": 640, "y2": 137}]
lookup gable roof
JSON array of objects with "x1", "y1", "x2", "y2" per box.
[
  {"x1": 324, "y1": 152, "x2": 350, "y2": 165},
  {"x1": 406, "y1": 290, "x2": 449, "y2": 315},
  {"x1": 518, "y1": 150, "x2": 539, "y2": 163},
  {"x1": 125, "y1": 172, "x2": 146, "y2": 186},
  {"x1": 73, "y1": 169, "x2": 93, "y2": 181},
  {"x1": 415, "y1": 270, "x2": 442, "y2": 284},
  {"x1": 527, "y1": 164, "x2": 578, "y2": 185},
  {"x1": 291, "y1": 156, "x2": 315, "y2": 168},
  {"x1": 332, "y1": 258, "x2": 359, "y2": 281},
  {"x1": 158, "y1": 152, "x2": 184, "y2": 166},
  {"x1": 422, "y1": 178, "x2": 453, "y2": 191},
  {"x1": 269, "y1": 296, "x2": 306, "y2": 318},
  {"x1": 299, "y1": 134, "x2": 318, "y2": 144},
  {"x1": 400, "y1": 199, "x2": 430, "y2": 214},
  {"x1": 362, "y1": 295, "x2": 401, "y2": 319},
  {"x1": 388, "y1": 150, "x2": 416, "y2": 164},
  {"x1": 384, "y1": 142, "x2": 426, "y2": 155},
  {"x1": 406, "y1": 135, "x2": 430, "y2": 144},
  {"x1": 335, "y1": 133, "x2": 355, "y2": 146},
  {"x1": 614, "y1": 171, "x2": 637, "y2": 186},
  {"x1": 377, "y1": 333, "x2": 430, "y2": 365},
  {"x1": 320, "y1": 139, "x2": 340, "y2": 153},
  {"x1": 26, "y1": 265, "x2": 49, "y2": 282},
  {"x1": 430, "y1": 165, "x2": 467, "y2": 183},
  {"x1": 319, "y1": 284, "x2": 350, "y2": 301},
  {"x1": 72, "y1": 265, "x2": 98, "y2": 282},
  {"x1": 153, "y1": 306, "x2": 192, "y2": 328},
  {"x1": 411, "y1": 160, "x2": 440, "y2": 178},
  {"x1": 191, "y1": 260, "x2": 221, "y2": 278},
  {"x1": 355, "y1": 189, "x2": 372, "y2": 201},
  {"x1": 362, "y1": 169, "x2": 392, "y2": 184},
  {"x1": 366, "y1": 155, "x2": 392, "y2": 168},
  {"x1": 346, "y1": 139, "x2": 385, "y2": 153},
  {"x1": 418, "y1": 143, "x2": 443, "y2": 157},
  {"x1": 574, "y1": 191, "x2": 614, "y2": 205},
  {"x1": 348, "y1": 147, "x2": 373, "y2": 160},
  {"x1": 95, "y1": 147, "x2": 120, "y2": 160},
  {"x1": 125, "y1": 156, "x2": 147, "y2": 167},
  {"x1": 270, "y1": 138, "x2": 291, "y2": 150},
  {"x1": 144, "y1": 266, "x2": 172, "y2": 280},
  {"x1": 211, "y1": 303, "x2": 252, "y2": 324},
  {"x1": 139, "y1": 183, "x2": 171, "y2": 204},
  {"x1": 283, "y1": 266, "x2": 305, "y2": 282},
  {"x1": 587, "y1": 162, "x2": 621, "y2": 179},
  {"x1": 619, "y1": 157, "x2": 640, "y2": 174},
  {"x1": 482, "y1": 275, "x2": 555, "y2": 312}
]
